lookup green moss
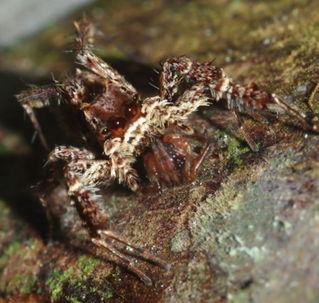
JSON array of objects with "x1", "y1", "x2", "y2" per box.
[
  {"x1": 0, "y1": 238, "x2": 43, "y2": 295},
  {"x1": 45, "y1": 255, "x2": 114, "y2": 301},
  {"x1": 225, "y1": 136, "x2": 250, "y2": 166},
  {"x1": 46, "y1": 267, "x2": 75, "y2": 301},
  {"x1": 102, "y1": 288, "x2": 114, "y2": 300},
  {"x1": 77, "y1": 255, "x2": 101, "y2": 276},
  {"x1": 66, "y1": 297, "x2": 82, "y2": 303},
  {"x1": 0, "y1": 241, "x2": 21, "y2": 267},
  {"x1": 5, "y1": 273, "x2": 36, "y2": 294}
]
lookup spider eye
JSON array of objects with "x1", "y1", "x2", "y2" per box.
[
  {"x1": 101, "y1": 127, "x2": 108, "y2": 135},
  {"x1": 132, "y1": 94, "x2": 139, "y2": 102},
  {"x1": 125, "y1": 104, "x2": 139, "y2": 119},
  {"x1": 107, "y1": 117, "x2": 126, "y2": 132}
]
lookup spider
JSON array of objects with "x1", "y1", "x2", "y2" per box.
[{"x1": 16, "y1": 17, "x2": 319, "y2": 285}]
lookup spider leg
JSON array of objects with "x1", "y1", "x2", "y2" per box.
[
  {"x1": 60, "y1": 76, "x2": 87, "y2": 107},
  {"x1": 161, "y1": 56, "x2": 319, "y2": 133},
  {"x1": 160, "y1": 56, "x2": 193, "y2": 101},
  {"x1": 143, "y1": 132, "x2": 211, "y2": 189},
  {"x1": 160, "y1": 57, "x2": 262, "y2": 145},
  {"x1": 151, "y1": 139, "x2": 181, "y2": 186},
  {"x1": 103, "y1": 138, "x2": 141, "y2": 191},
  {"x1": 189, "y1": 137, "x2": 211, "y2": 181},
  {"x1": 162, "y1": 133, "x2": 211, "y2": 183},
  {"x1": 37, "y1": 168, "x2": 60, "y2": 240},
  {"x1": 47, "y1": 145, "x2": 96, "y2": 163},
  {"x1": 160, "y1": 56, "x2": 222, "y2": 102},
  {"x1": 16, "y1": 84, "x2": 62, "y2": 151},
  {"x1": 168, "y1": 82, "x2": 211, "y2": 122},
  {"x1": 91, "y1": 237, "x2": 153, "y2": 285},
  {"x1": 45, "y1": 145, "x2": 166, "y2": 284},
  {"x1": 64, "y1": 162, "x2": 167, "y2": 284},
  {"x1": 98, "y1": 230, "x2": 168, "y2": 266},
  {"x1": 232, "y1": 110, "x2": 259, "y2": 151},
  {"x1": 143, "y1": 151, "x2": 162, "y2": 191},
  {"x1": 271, "y1": 93, "x2": 317, "y2": 131},
  {"x1": 160, "y1": 134, "x2": 194, "y2": 183},
  {"x1": 74, "y1": 18, "x2": 138, "y2": 100},
  {"x1": 308, "y1": 82, "x2": 319, "y2": 112},
  {"x1": 36, "y1": 146, "x2": 96, "y2": 239},
  {"x1": 217, "y1": 81, "x2": 318, "y2": 133},
  {"x1": 92, "y1": 230, "x2": 169, "y2": 286}
]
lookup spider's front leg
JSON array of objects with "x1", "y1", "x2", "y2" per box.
[
  {"x1": 38, "y1": 146, "x2": 96, "y2": 238},
  {"x1": 161, "y1": 56, "x2": 319, "y2": 144},
  {"x1": 16, "y1": 84, "x2": 62, "y2": 151},
  {"x1": 159, "y1": 56, "x2": 222, "y2": 102},
  {"x1": 74, "y1": 18, "x2": 139, "y2": 100},
  {"x1": 47, "y1": 146, "x2": 167, "y2": 285},
  {"x1": 160, "y1": 57, "x2": 263, "y2": 150}
]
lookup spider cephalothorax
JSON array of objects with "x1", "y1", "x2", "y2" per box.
[{"x1": 16, "y1": 17, "x2": 318, "y2": 284}]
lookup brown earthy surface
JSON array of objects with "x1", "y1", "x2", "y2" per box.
[{"x1": 1, "y1": 0, "x2": 319, "y2": 302}]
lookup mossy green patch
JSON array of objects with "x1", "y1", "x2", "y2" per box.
[
  {"x1": 66, "y1": 297, "x2": 82, "y2": 303},
  {"x1": 77, "y1": 255, "x2": 101, "y2": 276},
  {"x1": 0, "y1": 238, "x2": 43, "y2": 295},
  {"x1": 0, "y1": 241, "x2": 21, "y2": 267},
  {"x1": 46, "y1": 267, "x2": 75, "y2": 301},
  {"x1": 102, "y1": 288, "x2": 114, "y2": 300},
  {"x1": 45, "y1": 258, "x2": 113, "y2": 301},
  {"x1": 225, "y1": 136, "x2": 250, "y2": 166},
  {"x1": 5, "y1": 273, "x2": 36, "y2": 294}
]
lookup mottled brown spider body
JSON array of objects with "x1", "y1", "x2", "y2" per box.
[
  {"x1": 74, "y1": 70, "x2": 142, "y2": 144},
  {"x1": 16, "y1": 18, "x2": 318, "y2": 284}
]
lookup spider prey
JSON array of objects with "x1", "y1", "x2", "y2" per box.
[{"x1": 16, "y1": 18, "x2": 318, "y2": 285}]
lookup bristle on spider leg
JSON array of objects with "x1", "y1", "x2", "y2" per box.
[{"x1": 92, "y1": 237, "x2": 153, "y2": 286}]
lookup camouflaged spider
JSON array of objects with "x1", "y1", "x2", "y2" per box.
[{"x1": 16, "y1": 17, "x2": 319, "y2": 285}]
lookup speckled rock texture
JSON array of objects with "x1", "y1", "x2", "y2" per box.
[{"x1": 1, "y1": 0, "x2": 319, "y2": 302}]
